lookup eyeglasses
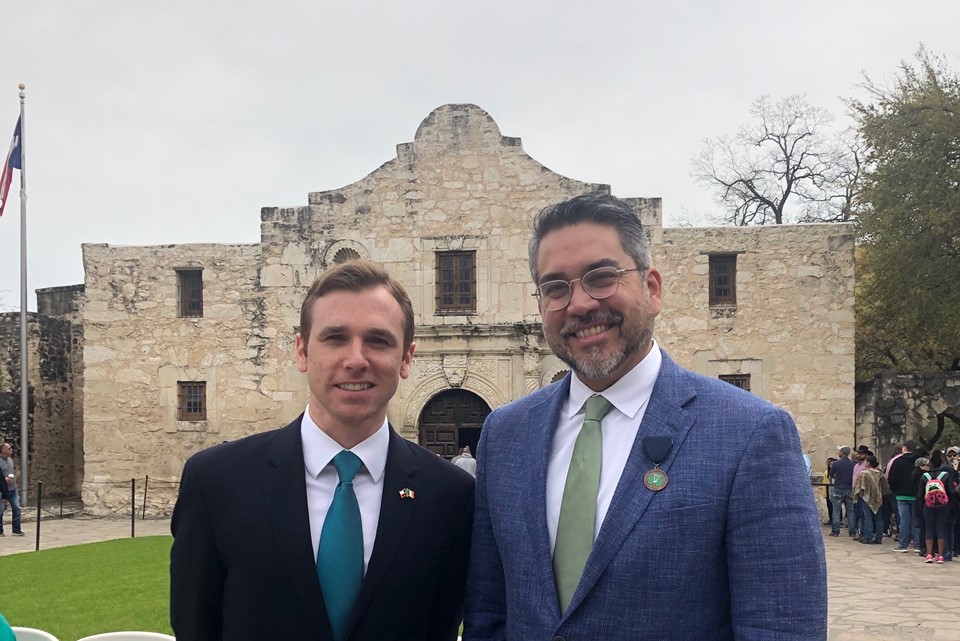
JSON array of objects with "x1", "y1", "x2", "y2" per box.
[
  {"x1": 533, "y1": 266, "x2": 643, "y2": 312},
  {"x1": 948, "y1": 452, "x2": 958, "y2": 458}
]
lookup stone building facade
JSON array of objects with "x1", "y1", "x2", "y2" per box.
[
  {"x1": 856, "y1": 372, "x2": 960, "y2": 458},
  {"x1": 73, "y1": 104, "x2": 855, "y2": 514},
  {"x1": 0, "y1": 285, "x2": 84, "y2": 498}
]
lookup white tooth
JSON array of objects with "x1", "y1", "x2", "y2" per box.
[{"x1": 575, "y1": 325, "x2": 607, "y2": 338}]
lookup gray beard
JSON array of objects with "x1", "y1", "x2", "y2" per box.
[{"x1": 552, "y1": 313, "x2": 654, "y2": 382}]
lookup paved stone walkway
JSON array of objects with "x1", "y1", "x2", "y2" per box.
[
  {"x1": 2, "y1": 513, "x2": 958, "y2": 640},
  {"x1": 824, "y1": 526, "x2": 960, "y2": 641}
]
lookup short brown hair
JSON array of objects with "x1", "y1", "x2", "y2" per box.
[{"x1": 299, "y1": 260, "x2": 415, "y2": 350}]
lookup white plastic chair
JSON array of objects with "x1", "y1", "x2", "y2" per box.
[
  {"x1": 75, "y1": 634, "x2": 175, "y2": 641},
  {"x1": 11, "y1": 628, "x2": 60, "y2": 641}
]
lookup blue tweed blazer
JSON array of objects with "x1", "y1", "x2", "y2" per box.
[{"x1": 464, "y1": 349, "x2": 827, "y2": 641}]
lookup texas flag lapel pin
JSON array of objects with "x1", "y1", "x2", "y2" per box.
[{"x1": 399, "y1": 488, "x2": 415, "y2": 499}]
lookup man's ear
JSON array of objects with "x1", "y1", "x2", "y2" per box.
[
  {"x1": 295, "y1": 333, "x2": 308, "y2": 373},
  {"x1": 400, "y1": 341, "x2": 416, "y2": 380}
]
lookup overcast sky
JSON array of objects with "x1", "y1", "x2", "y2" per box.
[{"x1": 0, "y1": 1, "x2": 957, "y2": 310}]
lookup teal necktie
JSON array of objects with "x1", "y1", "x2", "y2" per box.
[
  {"x1": 317, "y1": 451, "x2": 364, "y2": 641},
  {"x1": 553, "y1": 394, "x2": 613, "y2": 613}
]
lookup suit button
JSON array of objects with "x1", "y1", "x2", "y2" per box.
[{"x1": 553, "y1": 637, "x2": 565, "y2": 641}]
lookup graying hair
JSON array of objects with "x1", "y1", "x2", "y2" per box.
[{"x1": 528, "y1": 192, "x2": 651, "y2": 283}]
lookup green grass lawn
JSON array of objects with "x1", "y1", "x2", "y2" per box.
[{"x1": 1, "y1": 536, "x2": 173, "y2": 641}]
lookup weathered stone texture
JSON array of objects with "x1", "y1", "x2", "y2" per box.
[
  {"x1": 857, "y1": 372, "x2": 960, "y2": 459},
  {"x1": 77, "y1": 104, "x2": 855, "y2": 513},
  {"x1": 0, "y1": 310, "x2": 78, "y2": 497},
  {"x1": 658, "y1": 225, "x2": 856, "y2": 460},
  {"x1": 81, "y1": 243, "x2": 276, "y2": 512}
]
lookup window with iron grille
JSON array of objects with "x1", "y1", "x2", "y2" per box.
[
  {"x1": 719, "y1": 374, "x2": 751, "y2": 391},
  {"x1": 436, "y1": 251, "x2": 476, "y2": 314},
  {"x1": 709, "y1": 255, "x2": 737, "y2": 306},
  {"x1": 177, "y1": 381, "x2": 207, "y2": 421},
  {"x1": 177, "y1": 269, "x2": 204, "y2": 317}
]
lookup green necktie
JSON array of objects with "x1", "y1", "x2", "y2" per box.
[
  {"x1": 553, "y1": 394, "x2": 613, "y2": 613},
  {"x1": 317, "y1": 451, "x2": 364, "y2": 641}
]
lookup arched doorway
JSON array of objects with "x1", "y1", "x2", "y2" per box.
[{"x1": 418, "y1": 390, "x2": 491, "y2": 459}]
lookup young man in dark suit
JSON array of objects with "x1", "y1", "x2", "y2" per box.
[{"x1": 171, "y1": 260, "x2": 474, "y2": 641}]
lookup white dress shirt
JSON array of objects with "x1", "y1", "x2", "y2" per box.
[
  {"x1": 546, "y1": 343, "x2": 662, "y2": 553},
  {"x1": 301, "y1": 410, "x2": 389, "y2": 574}
]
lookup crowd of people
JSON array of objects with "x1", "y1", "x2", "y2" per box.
[{"x1": 827, "y1": 440, "x2": 960, "y2": 563}]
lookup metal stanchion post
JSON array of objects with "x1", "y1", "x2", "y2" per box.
[
  {"x1": 130, "y1": 478, "x2": 136, "y2": 538},
  {"x1": 142, "y1": 475, "x2": 149, "y2": 520},
  {"x1": 35, "y1": 481, "x2": 42, "y2": 552}
]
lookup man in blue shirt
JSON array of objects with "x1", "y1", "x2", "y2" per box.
[{"x1": 829, "y1": 446, "x2": 856, "y2": 536}]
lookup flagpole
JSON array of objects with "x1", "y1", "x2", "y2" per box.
[{"x1": 17, "y1": 83, "x2": 28, "y2": 505}]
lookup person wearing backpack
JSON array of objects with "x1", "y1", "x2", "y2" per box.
[
  {"x1": 936, "y1": 448, "x2": 959, "y2": 561},
  {"x1": 918, "y1": 451, "x2": 954, "y2": 563}
]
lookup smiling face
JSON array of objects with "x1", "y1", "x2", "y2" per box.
[
  {"x1": 295, "y1": 285, "x2": 415, "y2": 448},
  {"x1": 536, "y1": 222, "x2": 662, "y2": 391}
]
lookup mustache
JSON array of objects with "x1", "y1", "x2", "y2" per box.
[{"x1": 559, "y1": 310, "x2": 623, "y2": 337}]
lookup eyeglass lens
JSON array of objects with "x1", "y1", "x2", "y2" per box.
[{"x1": 538, "y1": 267, "x2": 623, "y2": 310}]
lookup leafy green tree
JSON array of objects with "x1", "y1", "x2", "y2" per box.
[{"x1": 852, "y1": 48, "x2": 960, "y2": 378}]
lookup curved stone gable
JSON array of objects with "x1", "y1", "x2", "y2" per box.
[{"x1": 264, "y1": 104, "x2": 611, "y2": 250}]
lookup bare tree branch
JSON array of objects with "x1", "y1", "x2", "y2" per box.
[{"x1": 692, "y1": 95, "x2": 859, "y2": 225}]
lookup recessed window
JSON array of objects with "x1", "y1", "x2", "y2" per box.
[
  {"x1": 709, "y1": 255, "x2": 737, "y2": 306},
  {"x1": 719, "y1": 374, "x2": 751, "y2": 391},
  {"x1": 436, "y1": 251, "x2": 476, "y2": 314},
  {"x1": 177, "y1": 381, "x2": 207, "y2": 421},
  {"x1": 177, "y1": 269, "x2": 203, "y2": 318}
]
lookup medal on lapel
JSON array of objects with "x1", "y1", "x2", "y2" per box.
[{"x1": 642, "y1": 435, "x2": 673, "y2": 492}]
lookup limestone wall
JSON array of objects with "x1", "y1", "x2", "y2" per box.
[
  {"x1": 857, "y1": 371, "x2": 960, "y2": 460},
  {"x1": 37, "y1": 284, "x2": 86, "y2": 493},
  {"x1": 657, "y1": 224, "x2": 856, "y2": 462},
  {"x1": 0, "y1": 312, "x2": 77, "y2": 497},
  {"x1": 80, "y1": 243, "x2": 274, "y2": 513}
]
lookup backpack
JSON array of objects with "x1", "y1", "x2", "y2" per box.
[{"x1": 923, "y1": 472, "x2": 949, "y2": 508}]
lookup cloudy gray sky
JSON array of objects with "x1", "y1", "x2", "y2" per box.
[{"x1": 1, "y1": 1, "x2": 956, "y2": 310}]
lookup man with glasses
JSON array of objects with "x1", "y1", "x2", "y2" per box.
[{"x1": 464, "y1": 192, "x2": 826, "y2": 641}]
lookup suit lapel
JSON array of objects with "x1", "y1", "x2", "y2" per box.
[
  {"x1": 564, "y1": 353, "x2": 698, "y2": 616},
  {"x1": 345, "y1": 427, "x2": 419, "y2": 637},
  {"x1": 522, "y1": 377, "x2": 570, "y2": 619},
  {"x1": 263, "y1": 417, "x2": 333, "y2": 641}
]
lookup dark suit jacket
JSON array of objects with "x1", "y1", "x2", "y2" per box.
[
  {"x1": 170, "y1": 416, "x2": 475, "y2": 641},
  {"x1": 464, "y1": 350, "x2": 827, "y2": 641}
]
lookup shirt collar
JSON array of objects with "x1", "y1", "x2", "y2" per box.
[
  {"x1": 300, "y1": 409, "x2": 389, "y2": 483},
  {"x1": 566, "y1": 340, "x2": 662, "y2": 421}
]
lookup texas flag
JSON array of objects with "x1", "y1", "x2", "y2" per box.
[{"x1": 0, "y1": 116, "x2": 22, "y2": 218}]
